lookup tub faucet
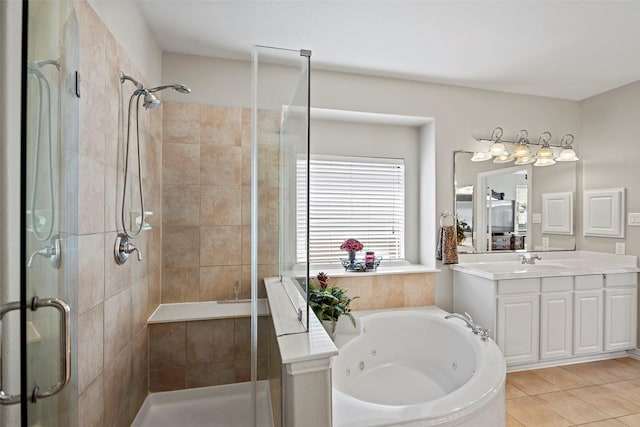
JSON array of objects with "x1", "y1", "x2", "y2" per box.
[
  {"x1": 520, "y1": 254, "x2": 541, "y2": 264},
  {"x1": 444, "y1": 312, "x2": 490, "y2": 341}
]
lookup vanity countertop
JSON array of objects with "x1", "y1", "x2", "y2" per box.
[{"x1": 450, "y1": 250, "x2": 639, "y2": 280}]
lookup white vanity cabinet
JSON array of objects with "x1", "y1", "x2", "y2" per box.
[
  {"x1": 573, "y1": 275, "x2": 603, "y2": 355},
  {"x1": 604, "y1": 273, "x2": 637, "y2": 351},
  {"x1": 453, "y1": 269, "x2": 638, "y2": 369},
  {"x1": 540, "y1": 277, "x2": 573, "y2": 360},
  {"x1": 496, "y1": 278, "x2": 539, "y2": 364}
]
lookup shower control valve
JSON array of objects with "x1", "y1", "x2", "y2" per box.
[{"x1": 114, "y1": 233, "x2": 142, "y2": 265}]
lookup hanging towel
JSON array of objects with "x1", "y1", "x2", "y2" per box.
[
  {"x1": 437, "y1": 212, "x2": 459, "y2": 264},
  {"x1": 437, "y1": 225, "x2": 459, "y2": 264}
]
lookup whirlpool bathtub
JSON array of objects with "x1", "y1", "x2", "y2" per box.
[{"x1": 332, "y1": 307, "x2": 506, "y2": 427}]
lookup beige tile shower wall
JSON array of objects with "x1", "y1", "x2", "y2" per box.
[
  {"x1": 334, "y1": 272, "x2": 435, "y2": 311},
  {"x1": 161, "y1": 103, "x2": 279, "y2": 303},
  {"x1": 73, "y1": 1, "x2": 162, "y2": 426},
  {"x1": 147, "y1": 317, "x2": 269, "y2": 392}
]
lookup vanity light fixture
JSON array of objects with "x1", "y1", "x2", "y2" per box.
[
  {"x1": 474, "y1": 127, "x2": 579, "y2": 166},
  {"x1": 493, "y1": 153, "x2": 514, "y2": 163},
  {"x1": 556, "y1": 134, "x2": 579, "y2": 162},
  {"x1": 512, "y1": 130, "x2": 532, "y2": 158},
  {"x1": 470, "y1": 152, "x2": 492, "y2": 162},
  {"x1": 534, "y1": 132, "x2": 556, "y2": 167},
  {"x1": 488, "y1": 127, "x2": 507, "y2": 156}
]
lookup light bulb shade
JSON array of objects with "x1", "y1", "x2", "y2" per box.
[
  {"x1": 534, "y1": 157, "x2": 556, "y2": 167},
  {"x1": 489, "y1": 141, "x2": 507, "y2": 156},
  {"x1": 556, "y1": 148, "x2": 579, "y2": 162},
  {"x1": 535, "y1": 145, "x2": 554, "y2": 160},
  {"x1": 493, "y1": 153, "x2": 514, "y2": 163},
  {"x1": 512, "y1": 144, "x2": 531, "y2": 158},
  {"x1": 470, "y1": 152, "x2": 492, "y2": 162},
  {"x1": 514, "y1": 156, "x2": 536, "y2": 165}
]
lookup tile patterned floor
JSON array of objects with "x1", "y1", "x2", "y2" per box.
[{"x1": 506, "y1": 358, "x2": 640, "y2": 427}]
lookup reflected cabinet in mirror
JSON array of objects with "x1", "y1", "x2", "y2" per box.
[{"x1": 454, "y1": 151, "x2": 576, "y2": 253}]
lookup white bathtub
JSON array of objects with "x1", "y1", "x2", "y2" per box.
[{"x1": 332, "y1": 307, "x2": 506, "y2": 427}]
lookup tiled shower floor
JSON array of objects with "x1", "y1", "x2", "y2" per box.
[
  {"x1": 506, "y1": 357, "x2": 640, "y2": 426},
  {"x1": 131, "y1": 380, "x2": 273, "y2": 427}
]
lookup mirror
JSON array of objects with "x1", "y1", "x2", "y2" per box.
[{"x1": 454, "y1": 151, "x2": 577, "y2": 253}]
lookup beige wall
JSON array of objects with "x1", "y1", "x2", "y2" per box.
[
  {"x1": 579, "y1": 80, "x2": 640, "y2": 344},
  {"x1": 163, "y1": 53, "x2": 582, "y2": 310},
  {"x1": 87, "y1": 0, "x2": 162, "y2": 84},
  {"x1": 579, "y1": 80, "x2": 640, "y2": 255},
  {"x1": 74, "y1": 1, "x2": 162, "y2": 425}
]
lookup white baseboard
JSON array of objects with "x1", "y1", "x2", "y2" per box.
[
  {"x1": 626, "y1": 348, "x2": 640, "y2": 360},
  {"x1": 507, "y1": 351, "x2": 630, "y2": 373}
]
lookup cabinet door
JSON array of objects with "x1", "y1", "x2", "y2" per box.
[
  {"x1": 540, "y1": 291, "x2": 573, "y2": 360},
  {"x1": 604, "y1": 287, "x2": 637, "y2": 351},
  {"x1": 497, "y1": 294, "x2": 539, "y2": 365},
  {"x1": 573, "y1": 290, "x2": 603, "y2": 355}
]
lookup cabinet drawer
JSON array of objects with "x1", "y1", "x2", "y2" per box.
[
  {"x1": 604, "y1": 273, "x2": 638, "y2": 287},
  {"x1": 575, "y1": 275, "x2": 603, "y2": 290},
  {"x1": 541, "y1": 276, "x2": 573, "y2": 292},
  {"x1": 498, "y1": 278, "x2": 539, "y2": 295}
]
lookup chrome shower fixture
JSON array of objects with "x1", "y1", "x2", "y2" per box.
[
  {"x1": 120, "y1": 72, "x2": 192, "y2": 109},
  {"x1": 116, "y1": 71, "x2": 191, "y2": 265}
]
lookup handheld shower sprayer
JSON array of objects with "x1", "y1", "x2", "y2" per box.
[{"x1": 115, "y1": 71, "x2": 191, "y2": 265}]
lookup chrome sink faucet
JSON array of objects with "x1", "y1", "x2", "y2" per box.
[
  {"x1": 520, "y1": 254, "x2": 541, "y2": 264},
  {"x1": 444, "y1": 312, "x2": 490, "y2": 341}
]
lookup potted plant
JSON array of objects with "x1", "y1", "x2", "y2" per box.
[{"x1": 309, "y1": 272, "x2": 358, "y2": 337}]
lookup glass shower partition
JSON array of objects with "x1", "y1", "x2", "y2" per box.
[{"x1": 251, "y1": 45, "x2": 311, "y2": 426}]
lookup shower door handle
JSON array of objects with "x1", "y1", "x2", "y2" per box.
[
  {"x1": 0, "y1": 301, "x2": 22, "y2": 405},
  {"x1": 29, "y1": 296, "x2": 71, "y2": 402},
  {"x1": 0, "y1": 296, "x2": 71, "y2": 405}
]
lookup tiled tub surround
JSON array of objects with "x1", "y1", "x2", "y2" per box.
[
  {"x1": 161, "y1": 102, "x2": 279, "y2": 304},
  {"x1": 318, "y1": 271, "x2": 436, "y2": 311},
  {"x1": 147, "y1": 301, "x2": 270, "y2": 392},
  {"x1": 73, "y1": 1, "x2": 162, "y2": 426}
]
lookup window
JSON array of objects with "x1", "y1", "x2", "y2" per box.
[{"x1": 297, "y1": 156, "x2": 405, "y2": 264}]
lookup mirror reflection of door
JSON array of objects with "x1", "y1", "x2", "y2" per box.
[
  {"x1": 475, "y1": 166, "x2": 531, "y2": 252},
  {"x1": 455, "y1": 185, "x2": 473, "y2": 250}
]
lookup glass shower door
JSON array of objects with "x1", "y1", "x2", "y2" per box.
[{"x1": 22, "y1": 0, "x2": 78, "y2": 425}]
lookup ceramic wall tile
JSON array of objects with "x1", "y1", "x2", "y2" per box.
[
  {"x1": 78, "y1": 304, "x2": 104, "y2": 393},
  {"x1": 200, "y1": 185, "x2": 242, "y2": 226},
  {"x1": 163, "y1": 143, "x2": 200, "y2": 185},
  {"x1": 199, "y1": 266, "x2": 242, "y2": 302},
  {"x1": 162, "y1": 102, "x2": 200, "y2": 145},
  {"x1": 103, "y1": 344, "x2": 132, "y2": 427},
  {"x1": 186, "y1": 319, "x2": 235, "y2": 364},
  {"x1": 163, "y1": 184, "x2": 200, "y2": 226},
  {"x1": 162, "y1": 266, "x2": 199, "y2": 303},
  {"x1": 200, "y1": 105, "x2": 242, "y2": 146},
  {"x1": 149, "y1": 322, "x2": 186, "y2": 369},
  {"x1": 103, "y1": 289, "x2": 132, "y2": 365},
  {"x1": 200, "y1": 145, "x2": 242, "y2": 186},
  {"x1": 78, "y1": 374, "x2": 104, "y2": 427},
  {"x1": 200, "y1": 225, "x2": 242, "y2": 266},
  {"x1": 78, "y1": 233, "x2": 105, "y2": 314}
]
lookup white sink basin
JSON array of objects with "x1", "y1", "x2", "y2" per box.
[{"x1": 463, "y1": 262, "x2": 569, "y2": 274}]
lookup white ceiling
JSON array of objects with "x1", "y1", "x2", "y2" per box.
[{"x1": 135, "y1": 0, "x2": 640, "y2": 101}]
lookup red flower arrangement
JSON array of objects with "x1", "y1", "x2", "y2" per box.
[{"x1": 340, "y1": 238, "x2": 363, "y2": 252}]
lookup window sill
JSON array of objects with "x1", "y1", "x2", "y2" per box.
[{"x1": 304, "y1": 261, "x2": 439, "y2": 278}]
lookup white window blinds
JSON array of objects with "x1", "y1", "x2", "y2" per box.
[{"x1": 297, "y1": 156, "x2": 405, "y2": 264}]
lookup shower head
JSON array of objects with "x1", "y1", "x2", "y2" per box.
[
  {"x1": 143, "y1": 92, "x2": 161, "y2": 110},
  {"x1": 148, "y1": 84, "x2": 192, "y2": 94}
]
